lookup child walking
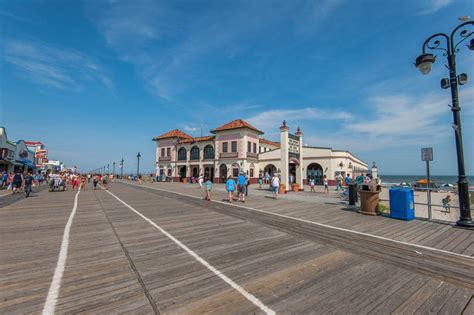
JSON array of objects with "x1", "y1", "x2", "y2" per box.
[
  {"x1": 323, "y1": 175, "x2": 329, "y2": 194},
  {"x1": 204, "y1": 178, "x2": 213, "y2": 201},
  {"x1": 309, "y1": 178, "x2": 315, "y2": 192}
]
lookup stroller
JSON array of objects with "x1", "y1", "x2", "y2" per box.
[{"x1": 49, "y1": 176, "x2": 65, "y2": 192}]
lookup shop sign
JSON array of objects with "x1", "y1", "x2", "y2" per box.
[
  {"x1": 288, "y1": 133, "x2": 300, "y2": 154},
  {"x1": 0, "y1": 148, "x2": 14, "y2": 161}
]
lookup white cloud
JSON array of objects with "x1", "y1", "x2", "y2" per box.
[
  {"x1": 347, "y1": 86, "x2": 474, "y2": 137},
  {"x1": 419, "y1": 0, "x2": 452, "y2": 15},
  {"x1": 86, "y1": 0, "x2": 345, "y2": 100},
  {"x1": 2, "y1": 39, "x2": 113, "y2": 90},
  {"x1": 246, "y1": 107, "x2": 352, "y2": 132}
]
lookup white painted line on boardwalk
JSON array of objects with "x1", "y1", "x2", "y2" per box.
[
  {"x1": 129, "y1": 182, "x2": 474, "y2": 260},
  {"x1": 42, "y1": 189, "x2": 81, "y2": 315},
  {"x1": 103, "y1": 188, "x2": 275, "y2": 315}
]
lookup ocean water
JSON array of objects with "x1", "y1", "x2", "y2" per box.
[{"x1": 380, "y1": 175, "x2": 474, "y2": 186}]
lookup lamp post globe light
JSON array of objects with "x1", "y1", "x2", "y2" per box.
[
  {"x1": 112, "y1": 161, "x2": 116, "y2": 177},
  {"x1": 415, "y1": 20, "x2": 473, "y2": 228},
  {"x1": 120, "y1": 158, "x2": 124, "y2": 179},
  {"x1": 136, "y1": 152, "x2": 141, "y2": 177}
]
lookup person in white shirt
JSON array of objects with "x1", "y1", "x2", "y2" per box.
[
  {"x1": 270, "y1": 174, "x2": 280, "y2": 199},
  {"x1": 198, "y1": 174, "x2": 204, "y2": 188}
]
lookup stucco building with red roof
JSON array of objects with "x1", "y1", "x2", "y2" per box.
[{"x1": 153, "y1": 119, "x2": 368, "y2": 188}]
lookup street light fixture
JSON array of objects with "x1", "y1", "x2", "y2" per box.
[
  {"x1": 112, "y1": 161, "x2": 115, "y2": 177},
  {"x1": 120, "y1": 158, "x2": 124, "y2": 179},
  {"x1": 415, "y1": 20, "x2": 473, "y2": 228},
  {"x1": 136, "y1": 152, "x2": 141, "y2": 178}
]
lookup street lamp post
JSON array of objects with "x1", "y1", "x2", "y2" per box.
[
  {"x1": 112, "y1": 161, "x2": 115, "y2": 177},
  {"x1": 107, "y1": 164, "x2": 109, "y2": 174},
  {"x1": 415, "y1": 20, "x2": 473, "y2": 228},
  {"x1": 136, "y1": 152, "x2": 141, "y2": 178},
  {"x1": 120, "y1": 158, "x2": 124, "y2": 179}
]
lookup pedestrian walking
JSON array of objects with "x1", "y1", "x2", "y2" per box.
[
  {"x1": 24, "y1": 172, "x2": 34, "y2": 198},
  {"x1": 323, "y1": 175, "x2": 329, "y2": 194},
  {"x1": 80, "y1": 175, "x2": 86, "y2": 190},
  {"x1": 72, "y1": 175, "x2": 79, "y2": 191},
  {"x1": 204, "y1": 177, "x2": 213, "y2": 201},
  {"x1": 93, "y1": 175, "x2": 99, "y2": 190},
  {"x1": 198, "y1": 174, "x2": 204, "y2": 188},
  {"x1": 102, "y1": 174, "x2": 108, "y2": 189},
  {"x1": 226, "y1": 175, "x2": 236, "y2": 203},
  {"x1": 245, "y1": 174, "x2": 250, "y2": 197},
  {"x1": 270, "y1": 174, "x2": 280, "y2": 199},
  {"x1": 309, "y1": 178, "x2": 315, "y2": 192},
  {"x1": 258, "y1": 175, "x2": 263, "y2": 190},
  {"x1": 12, "y1": 171, "x2": 23, "y2": 194},
  {"x1": 237, "y1": 172, "x2": 246, "y2": 203}
]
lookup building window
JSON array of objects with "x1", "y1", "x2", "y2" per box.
[
  {"x1": 223, "y1": 142, "x2": 228, "y2": 153},
  {"x1": 231, "y1": 141, "x2": 237, "y2": 153},
  {"x1": 178, "y1": 148, "x2": 187, "y2": 161},
  {"x1": 161, "y1": 148, "x2": 165, "y2": 157},
  {"x1": 203, "y1": 145, "x2": 214, "y2": 159},
  {"x1": 250, "y1": 168, "x2": 254, "y2": 177},
  {"x1": 190, "y1": 146, "x2": 200, "y2": 160},
  {"x1": 253, "y1": 143, "x2": 257, "y2": 153},
  {"x1": 233, "y1": 168, "x2": 239, "y2": 177},
  {"x1": 259, "y1": 146, "x2": 262, "y2": 153},
  {"x1": 166, "y1": 148, "x2": 171, "y2": 156},
  {"x1": 247, "y1": 141, "x2": 251, "y2": 153},
  {"x1": 167, "y1": 169, "x2": 172, "y2": 176}
]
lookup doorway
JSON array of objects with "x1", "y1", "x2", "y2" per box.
[{"x1": 219, "y1": 164, "x2": 227, "y2": 183}]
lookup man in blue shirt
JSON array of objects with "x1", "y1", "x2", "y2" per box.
[
  {"x1": 345, "y1": 174, "x2": 352, "y2": 187},
  {"x1": 237, "y1": 172, "x2": 247, "y2": 203}
]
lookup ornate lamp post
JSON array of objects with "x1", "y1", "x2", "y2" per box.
[
  {"x1": 112, "y1": 161, "x2": 115, "y2": 177},
  {"x1": 136, "y1": 152, "x2": 141, "y2": 177},
  {"x1": 415, "y1": 20, "x2": 473, "y2": 228},
  {"x1": 120, "y1": 158, "x2": 124, "y2": 179}
]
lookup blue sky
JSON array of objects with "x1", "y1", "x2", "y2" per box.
[{"x1": 1, "y1": 0, "x2": 473, "y2": 175}]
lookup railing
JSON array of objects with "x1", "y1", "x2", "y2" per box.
[
  {"x1": 377, "y1": 184, "x2": 468, "y2": 224},
  {"x1": 203, "y1": 154, "x2": 215, "y2": 160},
  {"x1": 247, "y1": 152, "x2": 258, "y2": 159},
  {"x1": 159, "y1": 156, "x2": 171, "y2": 161},
  {"x1": 220, "y1": 152, "x2": 238, "y2": 158}
]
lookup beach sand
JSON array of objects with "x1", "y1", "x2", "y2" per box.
[{"x1": 378, "y1": 188, "x2": 472, "y2": 223}]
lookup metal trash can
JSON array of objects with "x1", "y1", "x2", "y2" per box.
[
  {"x1": 349, "y1": 183, "x2": 358, "y2": 205},
  {"x1": 359, "y1": 183, "x2": 381, "y2": 215},
  {"x1": 389, "y1": 188, "x2": 415, "y2": 221}
]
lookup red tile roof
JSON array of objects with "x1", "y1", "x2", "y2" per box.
[
  {"x1": 152, "y1": 129, "x2": 193, "y2": 141},
  {"x1": 181, "y1": 136, "x2": 215, "y2": 143},
  {"x1": 259, "y1": 138, "x2": 280, "y2": 148},
  {"x1": 211, "y1": 119, "x2": 263, "y2": 134}
]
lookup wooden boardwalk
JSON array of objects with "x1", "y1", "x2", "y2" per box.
[{"x1": 0, "y1": 182, "x2": 473, "y2": 314}]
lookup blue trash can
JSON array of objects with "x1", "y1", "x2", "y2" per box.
[{"x1": 389, "y1": 188, "x2": 415, "y2": 221}]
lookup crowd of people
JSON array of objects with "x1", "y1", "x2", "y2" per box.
[{"x1": 0, "y1": 169, "x2": 119, "y2": 198}]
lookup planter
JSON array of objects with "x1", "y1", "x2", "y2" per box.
[
  {"x1": 279, "y1": 184, "x2": 286, "y2": 194},
  {"x1": 291, "y1": 183, "x2": 300, "y2": 192}
]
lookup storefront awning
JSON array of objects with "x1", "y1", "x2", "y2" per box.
[{"x1": 16, "y1": 159, "x2": 36, "y2": 168}]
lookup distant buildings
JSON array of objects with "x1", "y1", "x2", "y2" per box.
[
  {"x1": 153, "y1": 119, "x2": 368, "y2": 188},
  {"x1": 0, "y1": 127, "x2": 63, "y2": 173}
]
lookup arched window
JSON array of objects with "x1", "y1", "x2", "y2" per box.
[
  {"x1": 203, "y1": 145, "x2": 214, "y2": 159},
  {"x1": 190, "y1": 146, "x2": 200, "y2": 160},
  {"x1": 178, "y1": 148, "x2": 187, "y2": 161}
]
